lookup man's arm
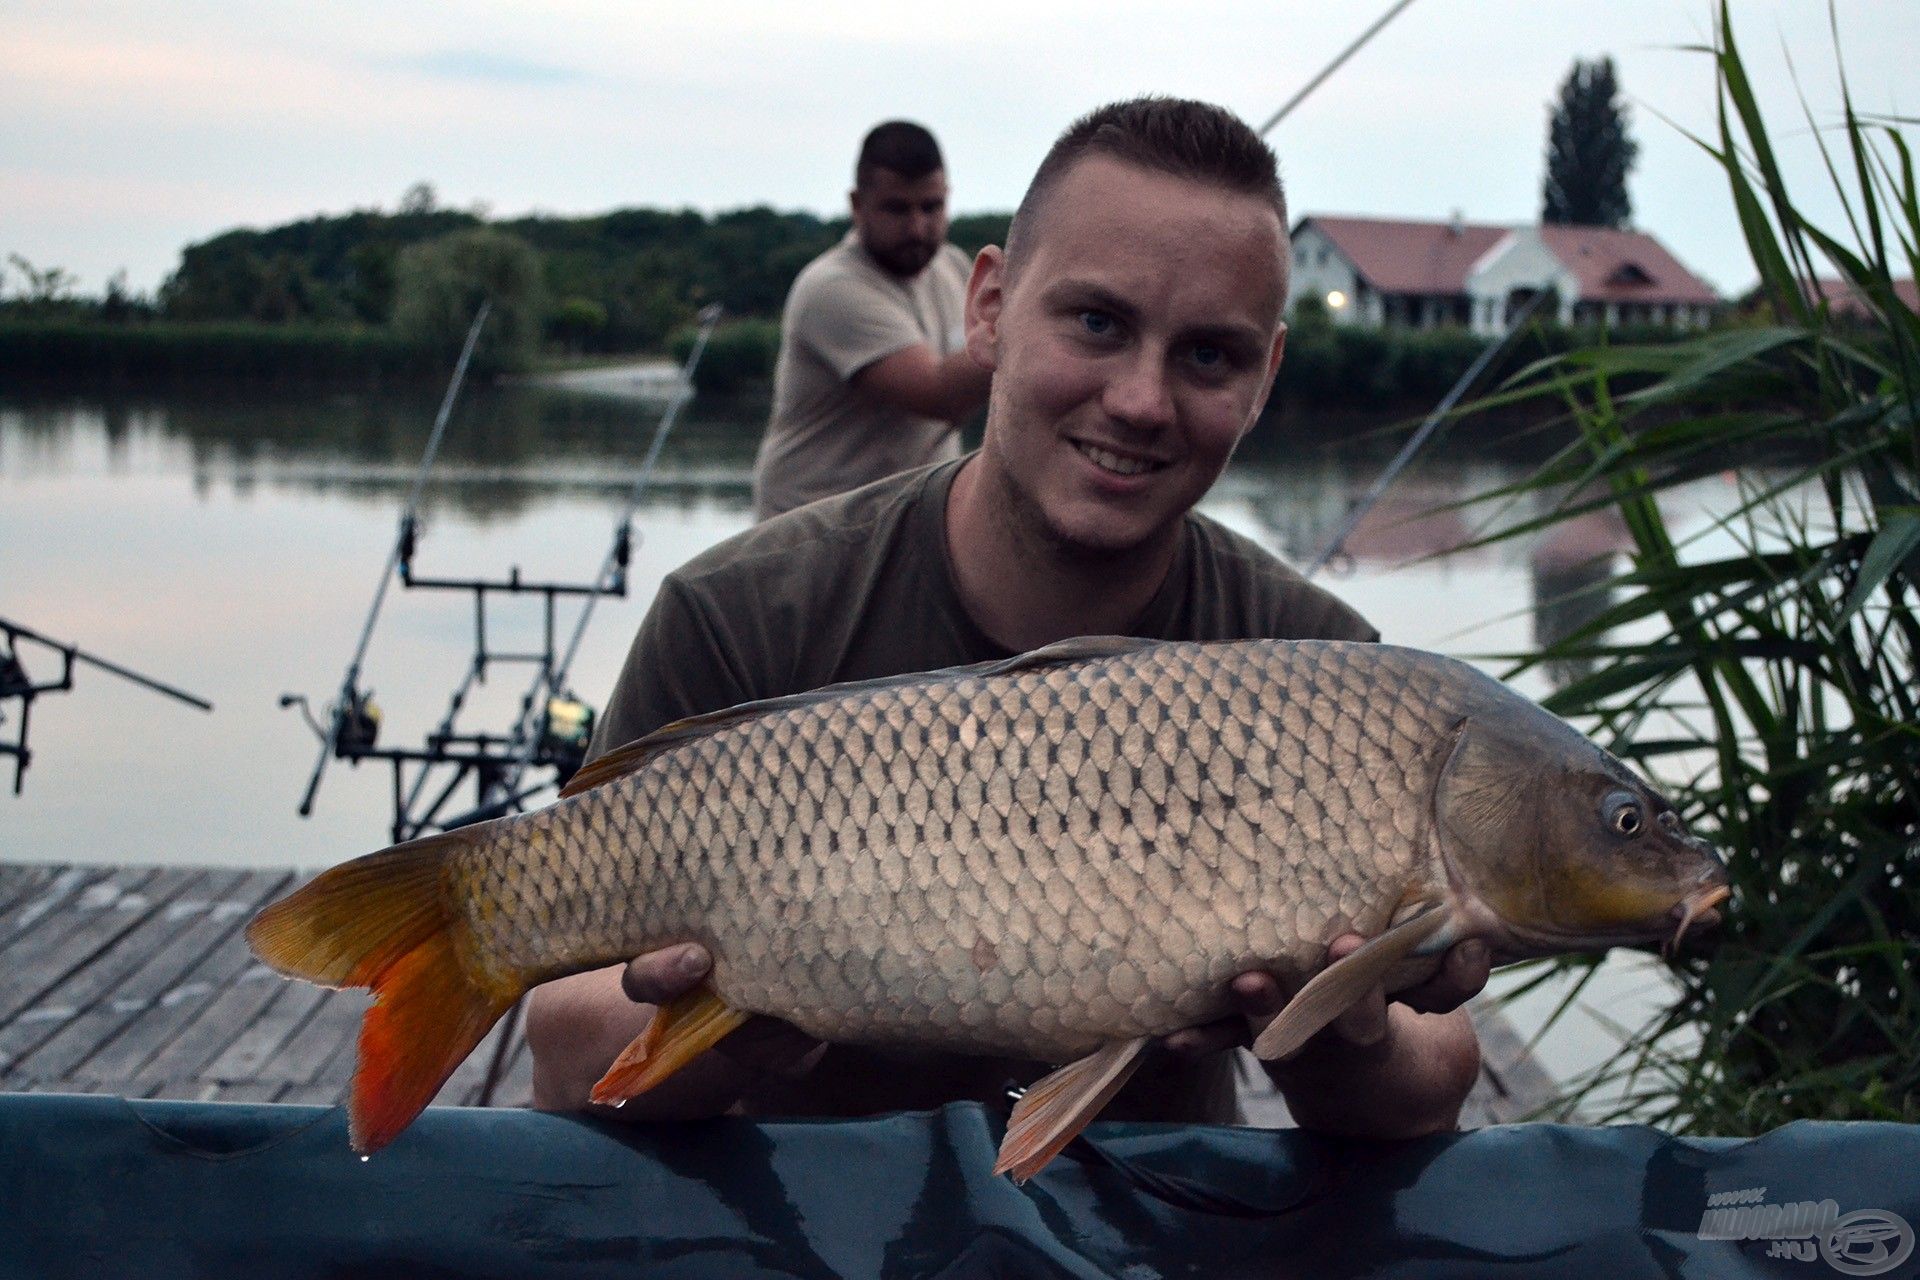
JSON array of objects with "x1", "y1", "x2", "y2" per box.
[
  {"x1": 1257, "y1": 936, "x2": 1486, "y2": 1137},
  {"x1": 850, "y1": 344, "x2": 990, "y2": 423}
]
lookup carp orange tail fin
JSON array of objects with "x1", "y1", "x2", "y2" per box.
[{"x1": 246, "y1": 828, "x2": 521, "y2": 1154}]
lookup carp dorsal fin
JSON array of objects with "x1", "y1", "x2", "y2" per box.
[
  {"x1": 1250, "y1": 905, "x2": 1453, "y2": 1062},
  {"x1": 994, "y1": 1036, "x2": 1152, "y2": 1184},
  {"x1": 559, "y1": 635, "x2": 1163, "y2": 800},
  {"x1": 985, "y1": 634, "x2": 1162, "y2": 670}
]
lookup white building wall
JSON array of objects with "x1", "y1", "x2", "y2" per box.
[
  {"x1": 1466, "y1": 229, "x2": 1579, "y2": 335},
  {"x1": 1288, "y1": 224, "x2": 1365, "y2": 326}
]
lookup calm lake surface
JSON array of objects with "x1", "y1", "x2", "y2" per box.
[{"x1": 0, "y1": 377, "x2": 1732, "y2": 1088}]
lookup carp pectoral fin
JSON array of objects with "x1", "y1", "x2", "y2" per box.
[
  {"x1": 1251, "y1": 908, "x2": 1451, "y2": 1062},
  {"x1": 589, "y1": 984, "x2": 749, "y2": 1106},
  {"x1": 993, "y1": 1036, "x2": 1151, "y2": 1185}
]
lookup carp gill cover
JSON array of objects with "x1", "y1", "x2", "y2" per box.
[{"x1": 249, "y1": 636, "x2": 1729, "y2": 1179}]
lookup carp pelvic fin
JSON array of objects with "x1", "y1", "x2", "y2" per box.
[
  {"x1": 993, "y1": 1037, "x2": 1151, "y2": 1185},
  {"x1": 245, "y1": 828, "x2": 521, "y2": 1154},
  {"x1": 590, "y1": 984, "x2": 750, "y2": 1106},
  {"x1": 1252, "y1": 907, "x2": 1451, "y2": 1062}
]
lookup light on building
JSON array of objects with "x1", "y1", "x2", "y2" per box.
[{"x1": 1326, "y1": 290, "x2": 1348, "y2": 309}]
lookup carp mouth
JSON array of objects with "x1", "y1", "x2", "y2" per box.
[{"x1": 1664, "y1": 883, "x2": 1729, "y2": 957}]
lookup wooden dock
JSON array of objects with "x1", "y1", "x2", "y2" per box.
[
  {"x1": 0, "y1": 861, "x2": 1553, "y2": 1125},
  {"x1": 0, "y1": 861, "x2": 531, "y2": 1107}
]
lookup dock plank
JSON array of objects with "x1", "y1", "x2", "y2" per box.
[
  {"x1": 0, "y1": 862, "x2": 1562, "y2": 1128},
  {"x1": 0, "y1": 867, "x2": 215, "y2": 1084},
  {"x1": 441, "y1": 1006, "x2": 520, "y2": 1106},
  {"x1": 15, "y1": 869, "x2": 260, "y2": 1086},
  {"x1": 493, "y1": 1031, "x2": 535, "y2": 1109},
  {"x1": 265, "y1": 987, "x2": 368, "y2": 1089},
  {"x1": 0, "y1": 863, "x2": 62, "y2": 920},
  {"x1": 77, "y1": 871, "x2": 296, "y2": 1085},
  {"x1": 275, "y1": 1081, "x2": 347, "y2": 1107},
  {"x1": 0, "y1": 865, "x2": 112, "y2": 954},
  {"x1": 0, "y1": 867, "x2": 173, "y2": 1030},
  {"x1": 195, "y1": 982, "x2": 329, "y2": 1087},
  {"x1": 1470, "y1": 1001, "x2": 1562, "y2": 1123},
  {"x1": 210, "y1": 1080, "x2": 294, "y2": 1103}
]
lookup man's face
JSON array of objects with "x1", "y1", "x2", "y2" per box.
[
  {"x1": 964, "y1": 155, "x2": 1289, "y2": 557},
  {"x1": 851, "y1": 167, "x2": 950, "y2": 278}
]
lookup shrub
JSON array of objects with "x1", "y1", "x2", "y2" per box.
[
  {"x1": 668, "y1": 318, "x2": 781, "y2": 395},
  {"x1": 392, "y1": 228, "x2": 546, "y2": 374}
]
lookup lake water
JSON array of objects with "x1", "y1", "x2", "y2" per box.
[{"x1": 0, "y1": 376, "x2": 1728, "y2": 1091}]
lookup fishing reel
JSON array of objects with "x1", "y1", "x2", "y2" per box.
[
  {"x1": 539, "y1": 693, "x2": 596, "y2": 780},
  {"x1": 333, "y1": 690, "x2": 382, "y2": 754},
  {"x1": 279, "y1": 688, "x2": 382, "y2": 756}
]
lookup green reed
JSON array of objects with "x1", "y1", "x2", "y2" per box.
[{"x1": 1470, "y1": 6, "x2": 1918, "y2": 1130}]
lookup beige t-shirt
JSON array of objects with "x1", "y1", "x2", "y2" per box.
[{"x1": 751, "y1": 232, "x2": 970, "y2": 521}]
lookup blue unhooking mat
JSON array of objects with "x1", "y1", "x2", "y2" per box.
[{"x1": 0, "y1": 1094, "x2": 1914, "y2": 1278}]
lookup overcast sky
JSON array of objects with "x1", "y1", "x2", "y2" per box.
[{"x1": 4, "y1": 1, "x2": 1915, "y2": 301}]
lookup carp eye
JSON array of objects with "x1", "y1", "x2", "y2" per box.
[{"x1": 1603, "y1": 791, "x2": 1645, "y2": 837}]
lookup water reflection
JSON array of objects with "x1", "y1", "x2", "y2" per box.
[
  {"x1": 5, "y1": 386, "x2": 1739, "y2": 1101},
  {"x1": 1530, "y1": 507, "x2": 1634, "y2": 686},
  {"x1": 0, "y1": 382, "x2": 767, "y2": 521}
]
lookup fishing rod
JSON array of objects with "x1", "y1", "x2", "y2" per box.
[
  {"x1": 1302, "y1": 288, "x2": 1551, "y2": 579},
  {"x1": 292, "y1": 301, "x2": 491, "y2": 816},
  {"x1": 438, "y1": 303, "x2": 725, "y2": 829},
  {"x1": 0, "y1": 614, "x2": 212, "y2": 794},
  {"x1": 1257, "y1": 0, "x2": 1421, "y2": 136}
]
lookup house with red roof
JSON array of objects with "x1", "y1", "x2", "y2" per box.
[
  {"x1": 1804, "y1": 276, "x2": 1919, "y2": 321},
  {"x1": 1290, "y1": 214, "x2": 1719, "y2": 335}
]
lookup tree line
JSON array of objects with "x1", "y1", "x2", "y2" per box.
[{"x1": 1, "y1": 184, "x2": 1012, "y2": 373}]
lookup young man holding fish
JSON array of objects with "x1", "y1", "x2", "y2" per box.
[{"x1": 527, "y1": 98, "x2": 1491, "y2": 1138}]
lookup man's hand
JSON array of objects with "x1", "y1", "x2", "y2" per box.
[{"x1": 1159, "y1": 934, "x2": 1490, "y2": 1139}]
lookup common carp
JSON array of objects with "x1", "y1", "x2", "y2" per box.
[{"x1": 249, "y1": 636, "x2": 1728, "y2": 1178}]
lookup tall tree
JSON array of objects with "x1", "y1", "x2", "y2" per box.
[{"x1": 1542, "y1": 57, "x2": 1637, "y2": 228}]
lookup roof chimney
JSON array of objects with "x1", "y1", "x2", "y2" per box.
[{"x1": 1448, "y1": 209, "x2": 1464, "y2": 237}]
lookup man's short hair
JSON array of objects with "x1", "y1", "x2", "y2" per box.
[
  {"x1": 856, "y1": 121, "x2": 945, "y2": 188},
  {"x1": 1006, "y1": 97, "x2": 1287, "y2": 267}
]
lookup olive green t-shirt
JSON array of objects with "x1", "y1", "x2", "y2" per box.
[{"x1": 590, "y1": 455, "x2": 1378, "y2": 1122}]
